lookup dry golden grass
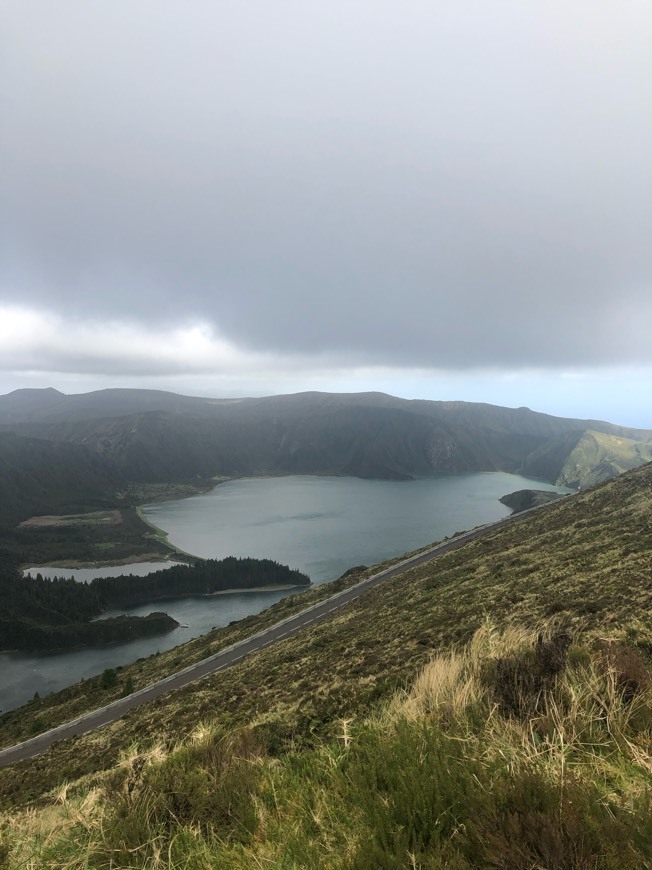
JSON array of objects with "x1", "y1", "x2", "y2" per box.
[{"x1": 390, "y1": 622, "x2": 652, "y2": 797}]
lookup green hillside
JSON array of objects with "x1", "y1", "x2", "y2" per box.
[
  {"x1": 557, "y1": 429, "x2": 652, "y2": 488},
  {"x1": 1, "y1": 462, "x2": 651, "y2": 867},
  {"x1": 521, "y1": 428, "x2": 652, "y2": 489}
]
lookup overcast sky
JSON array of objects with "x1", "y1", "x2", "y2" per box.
[{"x1": 1, "y1": 1, "x2": 651, "y2": 425}]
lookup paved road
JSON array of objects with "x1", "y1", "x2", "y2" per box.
[{"x1": 0, "y1": 506, "x2": 541, "y2": 768}]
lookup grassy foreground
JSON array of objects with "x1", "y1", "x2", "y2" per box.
[
  {"x1": 1, "y1": 624, "x2": 651, "y2": 868},
  {"x1": 1, "y1": 462, "x2": 651, "y2": 866}
]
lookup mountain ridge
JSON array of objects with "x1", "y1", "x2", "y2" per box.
[{"x1": 2, "y1": 389, "x2": 651, "y2": 497}]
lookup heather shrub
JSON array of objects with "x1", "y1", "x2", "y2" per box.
[
  {"x1": 94, "y1": 727, "x2": 262, "y2": 866},
  {"x1": 485, "y1": 630, "x2": 571, "y2": 717}
]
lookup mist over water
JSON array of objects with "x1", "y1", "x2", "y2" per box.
[{"x1": 1, "y1": 473, "x2": 570, "y2": 712}]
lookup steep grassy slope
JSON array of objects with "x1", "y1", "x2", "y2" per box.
[
  {"x1": 521, "y1": 428, "x2": 652, "y2": 488},
  {"x1": 1, "y1": 463, "x2": 650, "y2": 808},
  {"x1": 558, "y1": 429, "x2": 652, "y2": 488},
  {"x1": 8, "y1": 627, "x2": 648, "y2": 868}
]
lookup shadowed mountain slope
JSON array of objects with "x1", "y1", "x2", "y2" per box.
[
  {"x1": 0, "y1": 432, "x2": 124, "y2": 524},
  {"x1": 2, "y1": 388, "x2": 651, "y2": 490}
]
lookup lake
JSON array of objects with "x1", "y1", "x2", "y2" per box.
[{"x1": 1, "y1": 473, "x2": 570, "y2": 712}]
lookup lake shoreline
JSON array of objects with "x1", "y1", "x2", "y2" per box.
[
  {"x1": 20, "y1": 472, "x2": 573, "y2": 573},
  {"x1": 21, "y1": 553, "x2": 182, "y2": 573},
  {"x1": 2, "y1": 472, "x2": 572, "y2": 714}
]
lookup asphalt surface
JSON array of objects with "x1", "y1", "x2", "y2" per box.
[{"x1": 0, "y1": 507, "x2": 538, "y2": 768}]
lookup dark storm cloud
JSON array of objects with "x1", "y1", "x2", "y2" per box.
[{"x1": 1, "y1": 1, "x2": 651, "y2": 372}]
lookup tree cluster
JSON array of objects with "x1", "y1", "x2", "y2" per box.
[{"x1": 0, "y1": 556, "x2": 309, "y2": 651}]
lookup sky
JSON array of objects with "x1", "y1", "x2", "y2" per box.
[{"x1": 1, "y1": 1, "x2": 651, "y2": 427}]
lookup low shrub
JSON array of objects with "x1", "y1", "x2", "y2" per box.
[
  {"x1": 94, "y1": 727, "x2": 262, "y2": 866},
  {"x1": 468, "y1": 767, "x2": 652, "y2": 869},
  {"x1": 598, "y1": 641, "x2": 650, "y2": 702},
  {"x1": 485, "y1": 631, "x2": 571, "y2": 717}
]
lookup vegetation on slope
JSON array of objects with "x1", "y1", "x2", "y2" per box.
[
  {"x1": 0, "y1": 507, "x2": 177, "y2": 571},
  {"x1": 1, "y1": 624, "x2": 651, "y2": 868},
  {"x1": 520, "y1": 428, "x2": 652, "y2": 488},
  {"x1": 0, "y1": 432, "x2": 124, "y2": 525},
  {"x1": 0, "y1": 465, "x2": 652, "y2": 780},
  {"x1": 557, "y1": 429, "x2": 652, "y2": 488}
]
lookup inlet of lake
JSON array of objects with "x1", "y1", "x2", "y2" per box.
[{"x1": 1, "y1": 473, "x2": 571, "y2": 713}]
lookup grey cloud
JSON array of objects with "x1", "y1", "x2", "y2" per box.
[{"x1": 1, "y1": 1, "x2": 651, "y2": 371}]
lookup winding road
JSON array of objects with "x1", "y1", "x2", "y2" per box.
[{"x1": 0, "y1": 507, "x2": 540, "y2": 768}]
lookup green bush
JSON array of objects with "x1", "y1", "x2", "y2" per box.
[
  {"x1": 467, "y1": 768, "x2": 652, "y2": 869},
  {"x1": 100, "y1": 668, "x2": 117, "y2": 690},
  {"x1": 341, "y1": 717, "x2": 652, "y2": 869},
  {"x1": 484, "y1": 631, "x2": 571, "y2": 717},
  {"x1": 345, "y1": 722, "x2": 489, "y2": 868},
  {"x1": 95, "y1": 728, "x2": 262, "y2": 865}
]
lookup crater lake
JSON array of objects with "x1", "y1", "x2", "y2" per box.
[{"x1": 1, "y1": 473, "x2": 571, "y2": 712}]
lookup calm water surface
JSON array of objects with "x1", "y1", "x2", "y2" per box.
[{"x1": 1, "y1": 473, "x2": 570, "y2": 712}]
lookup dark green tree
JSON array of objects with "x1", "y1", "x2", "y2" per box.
[{"x1": 100, "y1": 668, "x2": 117, "y2": 690}]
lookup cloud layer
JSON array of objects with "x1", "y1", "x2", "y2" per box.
[
  {"x1": 0, "y1": 305, "x2": 280, "y2": 376},
  {"x1": 1, "y1": 1, "x2": 651, "y2": 384}
]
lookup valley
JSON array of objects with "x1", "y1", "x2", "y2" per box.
[
  {"x1": 0, "y1": 503, "x2": 562, "y2": 768},
  {"x1": 2, "y1": 389, "x2": 651, "y2": 511},
  {"x1": 3, "y1": 5, "x2": 649, "y2": 861},
  {"x1": 0, "y1": 388, "x2": 650, "y2": 865},
  {"x1": 0, "y1": 386, "x2": 648, "y2": 705},
  {"x1": 1, "y1": 386, "x2": 649, "y2": 571}
]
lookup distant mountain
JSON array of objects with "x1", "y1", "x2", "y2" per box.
[
  {"x1": 1, "y1": 388, "x2": 651, "y2": 497},
  {"x1": 0, "y1": 387, "x2": 67, "y2": 422},
  {"x1": 0, "y1": 387, "x2": 231, "y2": 424}
]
